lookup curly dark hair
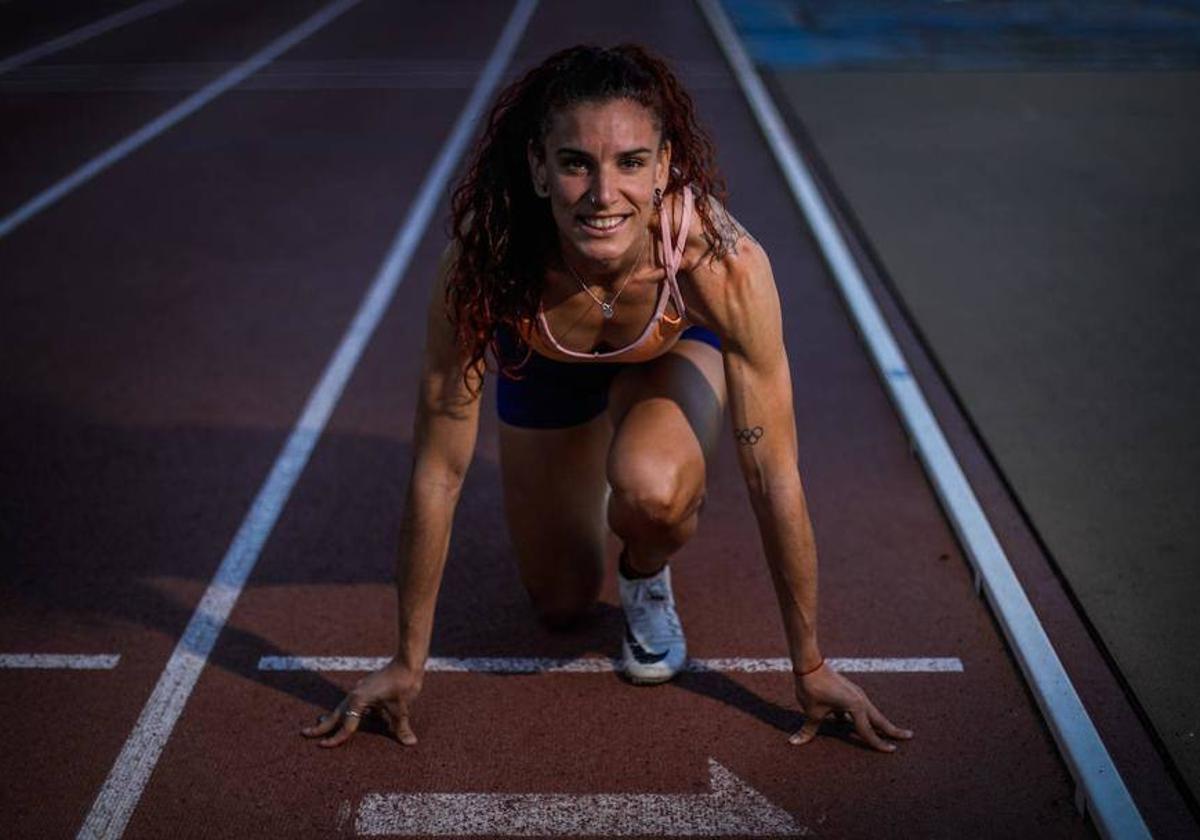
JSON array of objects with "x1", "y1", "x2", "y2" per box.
[{"x1": 446, "y1": 43, "x2": 728, "y2": 385}]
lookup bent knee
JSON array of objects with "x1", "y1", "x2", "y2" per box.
[{"x1": 608, "y1": 458, "x2": 705, "y2": 530}]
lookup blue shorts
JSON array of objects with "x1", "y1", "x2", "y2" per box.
[{"x1": 496, "y1": 325, "x2": 721, "y2": 429}]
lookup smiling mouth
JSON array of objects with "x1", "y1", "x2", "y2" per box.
[{"x1": 578, "y1": 215, "x2": 629, "y2": 232}]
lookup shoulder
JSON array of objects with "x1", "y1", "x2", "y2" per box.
[
  {"x1": 668, "y1": 190, "x2": 777, "y2": 345},
  {"x1": 669, "y1": 189, "x2": 770, "y2": 282}
]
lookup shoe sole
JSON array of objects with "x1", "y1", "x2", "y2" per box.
[
  {"x1": 623, "y1": 669, "x2": 676, "y2": 686},
  {"x1": 621, "y1": 641, "x2": 685, "y2": 685}
]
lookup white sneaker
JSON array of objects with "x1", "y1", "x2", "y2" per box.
[{"x1": 619, "y1": 561, "x2": 687, "y2": 685}]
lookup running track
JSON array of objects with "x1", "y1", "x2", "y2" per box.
[{"x1": 1, "y1": 1, "x2": 1194, "y2": 837}]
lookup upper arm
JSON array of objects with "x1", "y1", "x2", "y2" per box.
[
  {"x1": 411, "y1": 245, "x2": 484, "y2": 483},
  {"x1": 692, "y1": 222, "x2": 800, "y2": 496}
]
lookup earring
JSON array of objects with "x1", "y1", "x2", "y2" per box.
[
  {"x1": 653, "y1": 187, "x2": 663, "y2": 208},
  {"x1": 534, "y1": 183, "x2": 548, "y2": 197}
]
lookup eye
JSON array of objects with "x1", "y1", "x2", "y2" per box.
[
  {"x1": 620, "y1": 157, "x2": 646, "y2": 170},
  {"x1": 561, "y1": 157, "x2": 589, "y2": 173}
]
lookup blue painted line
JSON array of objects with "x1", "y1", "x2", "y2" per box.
[{"x1": 723, "y1": 0, "x2": 1200, "y2": 70}]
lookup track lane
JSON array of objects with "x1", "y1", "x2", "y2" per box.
[
  {"x1": 0, "y1": 2, "x2": 516, "y2": 836},
  {"x1": 0, "y1": 0, "x2": 365, "y2": 238},
  {"x1": 125, "y1": 1, "x2": 1094, "y2": 837},
  {"x1": 0, "y1": 0, "x2": 141, "y2": 59},
  {"x1": 0, "y1": 0, "x2": 187, "y2": 76},
  {"x1": 0, "y1": 0, "x2": 336, "y2": 215}
]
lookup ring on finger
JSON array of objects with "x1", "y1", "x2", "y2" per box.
[{"x1": 345, "y1": 709, "x2": 365, "y2": 719}]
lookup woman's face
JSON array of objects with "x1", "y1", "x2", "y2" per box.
[{"x1": 529, "y1": 98, "x2": 670, "y2": 268}]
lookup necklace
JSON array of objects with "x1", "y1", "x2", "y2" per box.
[{"x1": 561, "y1": 231, "x2": 648, "y2": 320}]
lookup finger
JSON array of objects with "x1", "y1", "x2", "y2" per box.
[
  {"x1": 319, "y1": 705, "x2": 366, "y2": 748},
  {"x1": 379, "y1": 702, "x2": 419, "y2": 747},
  {"x1": 866, "y1": 699, "x2": 914, "y2": 740},
  {"x1": 788, "y1": 705, "x2": 828, "y2": 746},
  {"x1": 302, "y1": 698, "x2": 347, "y2": 738},
  {"x1": 395, "y1": 714, "x2": 418, "y2": 746},
  {"x1": 301, "y1": 714, "x2": 338, "y2": 738},
  {"x1": 851, "y1": 708, "x2": 896, "y2": 753}
]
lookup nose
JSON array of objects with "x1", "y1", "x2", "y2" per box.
[{"x1": 589, "y1": 167, "x2": 616, "y2": 208}]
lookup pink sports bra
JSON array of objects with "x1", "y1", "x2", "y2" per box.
[{"x1": 521, "y1": 187, "x2": 694, "y2": 363}]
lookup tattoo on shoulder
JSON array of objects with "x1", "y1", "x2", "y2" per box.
[
  {"x1": 735, "y1": 426, "x2": 764, "y2": 446},
  {"x1": 725, "y1": 216, "x2": 758, "y2": 255},
  {"x1": 700, "y1": 203, "x2": 758, "y2": 260}
]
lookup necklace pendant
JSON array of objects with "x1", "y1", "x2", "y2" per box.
[{"x1": 600, "y1": 302, "x2": 614, "y2": 319}]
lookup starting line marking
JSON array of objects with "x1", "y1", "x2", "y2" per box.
[
  {"x1": 356, "y1": 758, "x2": 806, "y2": 837},
  {"x1": 75, "y1": 2, "x2": 539, "y2": 838},
  {"x1": 0, "y1": 654, "x2": 120, "y2": 670},
  {"x1": 258, "y1": 655, "x2": 964, "y2": 674}
]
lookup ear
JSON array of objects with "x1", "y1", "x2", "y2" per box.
[{"x1": 527, "y1": 140, "x2": 548, "y2": 197}]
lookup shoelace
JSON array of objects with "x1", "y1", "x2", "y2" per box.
[{"x1": 631, "y1": 580, "x2": 682, "y2": 635}]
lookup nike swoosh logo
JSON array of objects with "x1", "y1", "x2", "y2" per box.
[{"x1": 625, "y1": 622, "x2": 669, "y2": 664}]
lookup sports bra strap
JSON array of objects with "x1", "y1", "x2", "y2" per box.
[
  {"x1": 529, "y1": 187, "x2": 695, "y2": 361},
  {"x1": 658, "y1": 187, "x2": 693, "y2": 320}
]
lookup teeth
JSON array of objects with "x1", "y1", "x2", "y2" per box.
[{"x1": 581, "y1": 216, "x2": 623, "y2": 230}]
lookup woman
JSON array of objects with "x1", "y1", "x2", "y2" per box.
[{"x1": 303, "y1": 44, "x2": 912, "y2": 753}]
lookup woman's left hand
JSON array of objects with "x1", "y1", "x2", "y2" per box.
[{"x1": 790, "y1": 661, "x2": 913, "y2": 752}]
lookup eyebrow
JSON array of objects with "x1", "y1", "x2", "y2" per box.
[{"x1": 554, "y1": 146, "x2": 654, "y2": 158}]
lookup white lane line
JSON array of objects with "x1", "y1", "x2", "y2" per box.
[
  {"x1": 75, "y1": 2, "x2": 538, "y2": 838},
  {"x1": 356, "y1": 759, "x2": 806, "y2": 837},
  {"x1": 0, "y1": 0, "x2": 363, "y2": 240},
  {"x1": 1, "y1": 58, "x2": 736, "y2": 94},
  {"x1": 0, "y1": 58, "x2": 488, "y2": 93},
  {"x1": 258, "y1": 655, "x2": 964, "y2": 673},
  {"x1": 0, "y1": 654, "x2": 120, "y2": 669},
  {"x1": 0, "y1": 0, "x2": 187, "y2": 76},
  {"x1": 695, "y1": 2, "x2": 1150, "y2": 838}
]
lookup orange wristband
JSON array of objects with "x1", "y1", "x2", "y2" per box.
[{"x1": 797, "y1": 657, "x2": 825, "y2": 677}]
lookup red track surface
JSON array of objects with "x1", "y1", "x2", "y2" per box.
[{"x1": 1, "y1": 1, "x2": 1192, "y2": 837}]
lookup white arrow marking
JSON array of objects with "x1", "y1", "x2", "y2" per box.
[{"x1": 355, "y1": 758, "x2": 808, "y2": 837}]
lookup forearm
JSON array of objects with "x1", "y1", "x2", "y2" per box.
[
  {"x1": 392, "y1": 466, "x2": 464, "y2": 670},
  {"x1": 382, "y1": 242, "x2": 480, "y2": 672},
  {"x1": 748, "y1": 469, "x2": 823, "y2": 674},
  {"x1": 705, "y1": 229, "x2": 822, "y2": 672}
]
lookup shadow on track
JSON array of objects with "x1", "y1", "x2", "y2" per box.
[{"x1": 1, "y1": 392, "x2": 840, "y2": 744}]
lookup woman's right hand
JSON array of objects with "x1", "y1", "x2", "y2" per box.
[{"x1": 301, "y1": 660, "x2": 423, "y2": 748}]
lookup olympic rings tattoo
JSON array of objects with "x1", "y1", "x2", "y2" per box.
[{"x1": 735, "y1": 426, "x2": 764, "y2": 446}]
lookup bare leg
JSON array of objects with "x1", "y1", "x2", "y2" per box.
[
  {"x1": 606, "y1": 339, "x2": 727, "y2": 575},
  {"x1": 499, "y1": 412, "x2": 612, "y2": 628},
  {"x1": 498, "y1": 339, "x2": 725, "y2": 627}
]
